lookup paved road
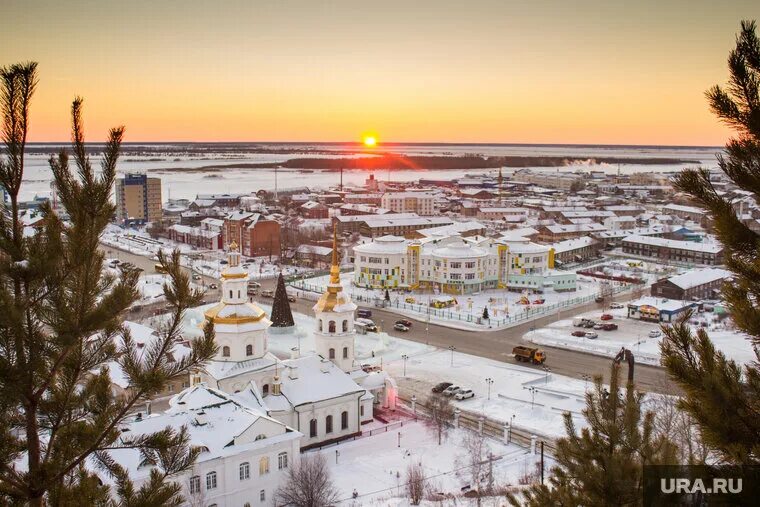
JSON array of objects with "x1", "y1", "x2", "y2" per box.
[{"x1": 104, "y1": 244, "x2": 675, "y2": 395}]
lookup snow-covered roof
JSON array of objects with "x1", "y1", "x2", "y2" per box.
[
  {"x1": 416, "y1": 221, "x2": 485, "y2": 238},
  {"x1": 296, "y1": 244, "x2": 333, "y2": 256},
  {"x1": 622, "y1": 235, "x2": 723, "y2": 254},
  {"x1": 628, "y1": 296, "x2": 697, "y2": 312},
  {"x1": 431, "y1": 244, "x2": 488, "y2": 259},
  {"x1": 663, "y1": 268, "x2": 731, "y2": 290},
  {"x1": 663, "y1": 204, "x2": 704, "y2": 214},
  {"x1": 353, "y1": 235, "x2": 408, "y2": 255},
  {"x1": 551, "y1": 236, "x2": 597, "y2": 253},
  {"x1": 544, "y1": 223, "x2": 608, "y2": 234}
]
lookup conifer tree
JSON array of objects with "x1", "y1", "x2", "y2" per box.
[
  {"x1": 509, "y1": 365, "x2": 677, "y2": 506},
  {"x1": 271, "y1": 272, "x2": 295, "y2": 327},
  {"x1": 384, "y1": 288, "x2": 390, "y2": 302},
  {"x1": 0, "y1": 62, "x2": 217, "y2": 505},
  {"x1": 660, "y1": 20, "x2": 760, "y2": 466},
  {"x1": 482, "y1": 307, "x2": 490, "y2": 320}
]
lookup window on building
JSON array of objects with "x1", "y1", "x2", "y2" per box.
[
  {"x1": 329, "y1": 348, "x2": 335, "y2": 359},
  {"x1": 310, "y1": 418, "x2": 317, "y2": 437},
  {"x1": 246, "y1": 344, "x2": 253, "y2": 356},
  {"x1": 342, "y1": 320, "x2": 348, "y2": 332},
  {"x1": 206, "y1": 471, "x2": 217, "y2": 490},
  {"x1": 260, "y1": 490, "x2": 266, "y2": 502},
  {"x1": 259, "y1": 456, "x2": 270, "y2": 475},
  {"x1": 262, "y1": 384, "x2": 269, "y2": 396},
  {"x1": 278, "y1": 452, "x2": 288, "y2": 470},
  {"x1": 318, "y1": 320, "x2": 323, "y2": 332},
  {"x1": 255, "y1": 434, "x2": 266, "y2": 441},
  {"x1": 328, "y1": 320, "x2": 336, "y2": 333},
  {"x1": 229, "y1": 290, "x2": 233, "y2": 298},
  {"x1": 222, "y1": 346, "x2": 230, "y2": 357},
  {"x1": 343, "y1": 346, "x2": 348, "y2": 359},
  {"x1": 239, "y1": 462, "x2": 250, "y2": 480},
  {"x1": 341, "y1": 410, "x2": 349, "y2": 430},
  {"x1": 360, "y1": 405, "x2": 365, "y2": 417},
  {"x1": 326, "y1": 415, "x2": 333, "y2": 433},
  {"x1": 189, "y1": 475, "x2": 200, "y2": 494}
]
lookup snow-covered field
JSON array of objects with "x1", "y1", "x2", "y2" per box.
[
  {"x1": 291, "y1": 271, "x2": 630, "y2": 331},
  {"x1": 314, "y1": 420, "x2": 544, "y2": 505},
  {"x1": 524, "y1": 306, "x2": 756, "y2": 367}
]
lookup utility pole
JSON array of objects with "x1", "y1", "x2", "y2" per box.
[
  {"x1": 274, "y1": 166, "x2": 278, "y2": 201},
  {"x1": 540, "y1": 441, "x2": 545, "y2": 484},
  {"x1": 340, "y1": 167, "x2": 343, "y2": 192}
]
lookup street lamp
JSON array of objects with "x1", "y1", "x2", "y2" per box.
[
  {"x1": 543, "y1": 366, "x2": 551, "y2": 384},
  {"x1": 448, "y1": 345, "x2": 455, "y2": 367},
  {"x1": 582, "y1": 374, "x2": 591, "y2": 391},
  {"x1": 509, "y1": 414, "x2": 516, "y2": 443},
  {"x1": 523, "y1": 386, "x2": 537, "y2": 409},
  {"x1": 485, "y1": 377, "x2": 494, "y2": 400},
  {"x1": 401, "y1": 354, "x2": 408, "y2": 377}
]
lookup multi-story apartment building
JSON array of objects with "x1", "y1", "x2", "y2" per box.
[
  {"x1": 621, "y1": 235, "x2": 723, "y2": 265},
  {"x1": 223, "y1": 211, "x2": 281, "y2": 258},
  {"x1": 380, "y1": 192, "x2": 436, "y2": 215},
  {"x1": 115, "y1": 173, "x2": 162, "y2": 225},
  {"x1": 512, "y1": 169, "x2": 584, "y2": 191},
  {"x1": 353, "y1": 234, "x2": 576, "y2": 294}
]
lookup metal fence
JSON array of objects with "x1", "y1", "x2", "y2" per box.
[{"x1": 288, "y1": 277, "x2": 632, "y2": 329}]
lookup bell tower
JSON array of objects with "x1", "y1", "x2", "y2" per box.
[{"x1": 312, "y1": 225, "x2": 356, "y2": 372}]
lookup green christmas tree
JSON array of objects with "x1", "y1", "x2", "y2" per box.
[
  {"x1": 482, "y1": 306, "x2": 490, "y2": 319},
  {"x1": 271, "y1": 272, "x2": 295, "y2": 327},
  {"x1": 509, "y1": 364, "x2": 677, "y2": 506},
  {"x1": 0, "y1": 62, "x2": 216, "y2": 506},
  {"x1": 661, "y1": 20, "x2": 760, "y2": 466}
]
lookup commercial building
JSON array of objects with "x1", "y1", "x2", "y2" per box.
[
  {"x1": 650, "y1": 268, "x2": 731, "y2": 300},
  {"x1": 352, "y1": 234, "x2": 576, "y2": 294},
  {"x1": 115, "y1": 173, "x2": 162, "y2": 225},
  {"x1": 621, "y1": 235, "x2": 723, "y2": 265},
  {"x1": 626, "y1": 296, "x2": 698, "y2": 323},
  {"x1": 380, "y1": 192, "x2": 436, "y2": 215}
]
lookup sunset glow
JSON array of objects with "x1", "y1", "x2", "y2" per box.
[{"x1": 363, "y1": 136, "x2": 377, "y2": 147}]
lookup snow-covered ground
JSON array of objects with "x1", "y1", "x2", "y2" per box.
[
  {"x1": 314, "y1": 420, "x2": 544, "y2": 505},
  {"x1": 524, "y1": 306, "x2": 756, "y2": 367},
  {"x1": 290, "y1": 271, "x2": 632, "y2": 331}
]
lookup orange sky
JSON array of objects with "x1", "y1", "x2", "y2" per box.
[{"x1": 2, "y1": 0, "x2": 758, "y2": 145}]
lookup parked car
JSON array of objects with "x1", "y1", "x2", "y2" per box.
[
  {"x1": 355, "y1": 318, "x2": 377, "y2": 332},
  {"x1": 572, "y1": 330, "x2": 586, "y2": 337},
  {"x1": 585, "y1": 331, "x2": 598, "y2": 339},
  {"x1": 649, "y1": 329, "x2": 662, "y2": 338},
  {"x1": 393, "y1": 323, "x2": 410, "y2": 332},
  {"x1": 261, "y1": 289, "x2": 274, "y2": 298},
  {"x1": 593, "y1": 323, "x2": 605, "y2": 330},
  {"x1": 288, "y1": 295, "x2": 296, "y2": 302},
  {"x1": 357, "y1": 309, "x2": 372, "y2": 318},
  {"x1": 609, "y1": 302, "x2": 625, "y2": 309},
  {"x1": 432, "y1": 382, "x2": 452, "y2": 393},
  {"x1": 455, "y1": 389, "x2": 475, "y2": 400},
  {"x1": 532, "y1": 298, "x2": 545, "y2": 305},
  {"x1": 395, "y1": 319, "x2": 413, "y2": 328},
  {"x1": 442, "y1": 385, "x2": 461, "y2": 396},
  {"x1": 209, "y1": 283, "x2": 218, "y2": 289},
  {"x1": 582, "y1": 321, "x2": 596, "y2": 328},
  {"x1": 249, "y1": 281, "x2": 262, "y2": 288},
  {"x1": 192, "y1": 274, "x2": 202, "y2": 280},
  {"x1": 602, "y1": 323, "x2": 618, "y2": 331},
  {"x1": 600, "y1": 314, "x2": 613, "y2": 321},
  {"x1": 595, "y1": 296, "x2": 605, "y2": 303}
]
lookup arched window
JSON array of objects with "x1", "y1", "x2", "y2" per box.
[
  {"x1": 342, "y1": 320, "x2": 348, "y2": 332},
  {"x1": 343, "y1": 346, "x2": 348, "y2": 359},
  {"x1": 255, "y1": 434, "x2": 266, "y2": 441},
  {"x1": 325, "y1": 415, "x2": 333, "y2": 434},
  {"x1": 239, "y1": 462, "x2": 250, "y2": 480},
  {"x1": 222, "y1": 346, "x2": 230, "y2": 357},
  {"x1": 329, "y1": 348, "x2": 335, "y2": 359},
  {"x1": 206, "y1": 471, "x2": 217, "y2": 490},
  {"x1": 328, "y1": 320, "x2": 336, "y2": 333},
  {"x1": 318, "y1": 320, "x2": 323, "y2": 332},
  {"x1": 341, "y1": 410, "x2": 349, "y2": 430},
  {"x1": 259, "y1": 456, "x2": 270, "y2": 475},
  {"x1": 238, "y1": 289, "x2": 241, "y2": 298},
  {"x1": 309, "y1": 418, "x2": 317, "y2": 438},
  {"x1": 229, "y1": 290, "x2": 233, "y2": 299},
  {"x1": 246, "y1": 344, "x2": 253, "y2": 356},
  {"x1": 278, "y1": 452, "x2": 288, "y2": 470},
  {"x1": 262, "y1": 384, "x2": 269, "y2": 396}
]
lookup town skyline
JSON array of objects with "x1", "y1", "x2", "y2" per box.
[{"x1": 3, "y1": 0, "x2": 758, "y2": 145}]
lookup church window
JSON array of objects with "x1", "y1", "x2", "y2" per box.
[
  {"x1": 229, "y1": 290, "x2": 233, "y2": 298},
  {"x1": 255, "y1": 434, "x2": 266, "y2": 441},
  {"x1": 309, "y1": 419, "x2": 317, "y2": 437},
  {"x1": 239, "y1": 462, "x2": 250, "y2": 480},
  {"x1": 246, "y1": 344, "x2": 253, "y2": 356},
  {"x1": 238, "y1": 290, "x2": 241, "y2": 298},
  {"x1": 343, "y1": 347, "x2": 348, "y2": 359},
  {"x1": 222, "y1": 346, "x2": 230, "y2": 357},
  {"x1": 341, "y1": 411, "x2": 348, "y2": 430},
  {"x1": 259, "y1": 456, "x2": 269, "y2": 475},
  {"x1": 325, "y1": 415, "x2": 333, "y2": 433},
  {"x1": 329, "y1": 348, "x2": 335, "y2": 359},
  {"x1": 318, "y1": 320, "x2": 323, "y2": 331},
  {"x1": 328, "y1": 320, "x2": 336, "y2": 333},
  {"x1": 278, "y1": 452, "x2": 288, "y2": 469},
  {"x1": 342, "y1": 320, "x2": 348, "y2": 332},
  {"x1": 262, "y1": 384, "x2": 269, "y2": 396}
]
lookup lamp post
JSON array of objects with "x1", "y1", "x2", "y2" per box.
[
  {"x1": 448, "y1": 345, "x2": 455, "y2": 367},
  {"x1": 485, "y1": 377, "x2": 494, "y2": 400},
  {"x1": 523, "y1": 386, "x2": 537, "y2": 409},
  {"x1": 582, "y1": 374, "x2": 591, "y2": 391},
  {"x1": 543, "y1": 366, "x2": 551, "y2": 384},
  {"x1": 509, "y1": 414, "x2": 516, "y2": 443},
  {"x1": 401, "y1": 354, "x2": 408, "y2": 377}
]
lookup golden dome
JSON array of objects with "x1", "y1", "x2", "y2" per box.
[{"x1": 203, "y1": 301, "x2": 268, "y2": 325}]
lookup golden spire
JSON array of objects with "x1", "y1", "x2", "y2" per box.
[{"x1": 329, "y1": 222, "x2": 340, "y2": 286}]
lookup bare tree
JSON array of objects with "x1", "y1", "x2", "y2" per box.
[
  {"x1": 405, "y1": 462, "x2": 426, "y2": 505},
  {"x1": 274, "y1": 453, "x2": 339, "y2": 507},
  {"x1": 426, "y1": 394, "x2": 454, "y2": 445},
  {"x1": 458, "y1": 431, "x2": 494, "y2": 504},
  {"x1": 648, "y1": 387, "x2": 710, "y2": 465}
]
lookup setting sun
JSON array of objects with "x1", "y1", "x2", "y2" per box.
[{"x1": 363, "y1": 135, "x2": 377, "y2": 147}]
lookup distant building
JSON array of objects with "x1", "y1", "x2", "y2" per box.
[
  {"x1": 537, "y1": 223, "x2": 608, "y2": 242},
  {"x1": 662, "y1": 204, "x2": 707, "y2": 225},
  {"x1": 621, "y1": 235, "x2": 723, "y2": 265},
  {"x1": 380, "y1": 192, "x2": 436, "y2": 216},
  {"x1": 300, "y1": 200, "x2": 329, "y2": 219},
  {"x1": 650, "y1": 268, "x2": 731, "y2": 300},
  {"x1": 627, "y1": 296, "x2": 698, "y2": 323},
  {"x1": 223, "y1": 211, "x2": 281, "y2": 258},
  {"x1": 115, "y1": 173, "x2": 162, "y2": 225},
  {"x1": 551, "y1": 236, "x2": 601, "y2": 265}
]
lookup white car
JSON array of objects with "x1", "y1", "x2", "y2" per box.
[
  {"x1": 609, "y1": 302, "x2": 625, "y2": 309},
  {"x1": 442, "y1": 385, "x2": 461, "y2": 397},
  {"x1": 192, "y1": 274, "x2": 202, "y2": 280},
  {"x1": 585, "y1": 331, "x2": 598, "y2": 339},
  {"x1": 649, "y1": 329, "x2": 662, "y2": 338},
  {"x1": 455, "y1": 389, "x2": 475, "y2": 400}
]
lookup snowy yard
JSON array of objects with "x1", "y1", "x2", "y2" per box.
[
  {"x1": 524, "y1": 306, "x2": 756, "y2": 367},
  {"x1": 314, "y1": 420, "x2": 543, "y2": 505}
]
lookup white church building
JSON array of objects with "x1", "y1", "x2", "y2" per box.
[{"x1": 195, "y1": 236, "x2": 396, "y2": 449}]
